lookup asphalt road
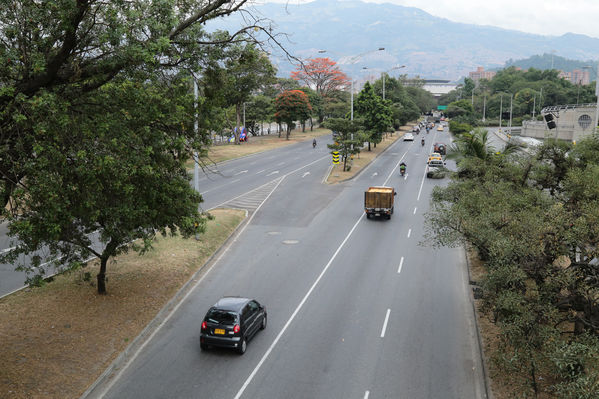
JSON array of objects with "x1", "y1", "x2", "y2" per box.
[
  {"x1": 0, "y1": 135, "x2": 332, "y2": 297},
  {"x1": 91, "y1": 126, "x2": 486, "y2": 399}
]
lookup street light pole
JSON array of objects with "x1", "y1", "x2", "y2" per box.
[
  {"x1": 499, "y1": 94, "x2": 503, "y2": 131},
  {"x1": 351, "y1": 79, "x2": 354, "y2": 120},
  {"x1": 595, "y1": 59, "x2": 599, "y2": 134},
  {"x1": 343, "y1": 48, "x2": 384, "y2": 120},
  {"x1": 508, "y1": 93, "x2": 513, "y2": 135},
  {"x1": 482, "y1": 94, "x2": 486, "y2": 122}
]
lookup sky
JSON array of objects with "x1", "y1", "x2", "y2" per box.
[{"x1": 270, "y1": 0, "x2": 599, "y2": 38}]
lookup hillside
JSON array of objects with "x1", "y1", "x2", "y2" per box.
[{"x1": 206, "y1": 0, "x2": 599, "y2": 80}]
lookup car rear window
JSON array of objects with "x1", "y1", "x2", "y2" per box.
[{"x1": 206, "y1": 309, "x2": 238, "y2": 325}]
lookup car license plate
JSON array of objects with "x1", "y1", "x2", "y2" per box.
[{"x1": 214, "y1": 328, "x2": 225, "y2": 335}]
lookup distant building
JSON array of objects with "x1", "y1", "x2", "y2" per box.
[
  {"x1": 558, "y1": 69, "x2": 590, "y2": 85},
  {"x1": 468, "y1": 67, "x2": 496, "y2": 83}
]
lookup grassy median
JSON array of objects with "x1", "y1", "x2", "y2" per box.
[{"x1": 0, "y1": 209, "x2": 245, "y2": 399}]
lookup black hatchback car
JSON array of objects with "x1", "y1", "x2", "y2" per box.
[{"x1": 200, "y1": 297, "x2": 267, "y2": 354}]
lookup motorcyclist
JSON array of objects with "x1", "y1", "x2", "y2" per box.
[
  {"x1": 312, "y1": 138, "x2": 317, "y2": 148},
  {"x1": 421, "y1": 138, "x2": 425, "y2": 146},
  {"x1": 400, "y1": 162, "x2": 407, "y2": 176}
]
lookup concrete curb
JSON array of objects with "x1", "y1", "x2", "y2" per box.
[
  {"x1": 463, "y1": 247, "x2": 494, "y2": 399},
  {"x1": 80, "y1": 209, "x2": 250, "y2": 399}
]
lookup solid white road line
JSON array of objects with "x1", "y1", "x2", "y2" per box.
[
  {"x1": 380, "y1": 309, "x2": 391, "y2": 338},
  {"x1": 233, "y1": 213, "x2": 366, "y2": 399},
  {"x1": 398, "y1": 257, "x2": 404, "y2": 274},
  {"x1": 417, "y1": 168, "x2": 426, "y2": 201},
  {"x1": 407, "y1": 229, "x2": 412, "y2": 238}
]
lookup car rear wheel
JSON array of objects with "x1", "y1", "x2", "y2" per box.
[
  {"x1": 238, "y1": 337, "x2": 247, "y2": 354},
  {"x1": 200, "y1": 342, "x2": 208, "y2": 350},
  {"x1": 260, "y1": 314, "x2": 267, "y2": 330}
]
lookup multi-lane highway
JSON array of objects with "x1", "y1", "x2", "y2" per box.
[{"x1": 87, "y1": 125, "x2": 486, "y2": 399}]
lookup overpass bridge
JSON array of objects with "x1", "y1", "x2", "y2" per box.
[{"x1": 404, "y1": 79, "x2": 458, "y2": 97}]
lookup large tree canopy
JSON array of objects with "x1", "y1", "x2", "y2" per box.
[
  {"x1": 0, "y1": 1, "x2": 282, "y2": 294},
  {"x1": 274, "y1": 90, "x2": 312, "y2": 140},
  {"x1": 355, "y1": 82, "x2": 393, "y2": 150},
  {"x1": 426, "y1": 134, "x2": 599, "y2": 397},
  {"x1": 0, "y1": 0, "x2": 276, "y2": 207},
  {"x1": 291, "y1": 58, "x2": 350, "y2": 97}
]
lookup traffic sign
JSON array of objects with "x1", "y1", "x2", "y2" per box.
[{"x1": 332, "y1": 151, "x2": 339, "y2": 164}]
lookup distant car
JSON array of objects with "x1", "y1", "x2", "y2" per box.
[
  {"x1": 433, "y1": 143, "x2": 447, "y2": 155},
  {"x1": 200, "y1": 297, "x2": 267, "y2": 354},
  {"x1": 428, "y1": 153, "x2": 443, "y2": 163},
  {"x1": 426, "y1": 159, "x2": 446, "y2": 178},
  {"x1": 403, "y1": 133, "x2": 415, "y2": 141},
  {"x1": 437, "y1": 125, "x2": 444, "y2": 131}
]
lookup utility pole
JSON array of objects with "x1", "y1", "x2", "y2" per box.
[
  {"x1": 499, "y1": 94, "x2": 503, "y2": 131},
  {"x1": 482, "y1": 94, "x2": 486, "y2": 122},
  {"x1": 532, "y1": 94, "x2": 536, "y2": 118},
  {"x1": 508, "y1": 93, "x2": 513, "y2": 135},
  {"x1": 351, "y1": 79, "x2": 354, "y2": 120},
  {"x1": 193, "y1": 78, "x2": 200, "y2": 240}
]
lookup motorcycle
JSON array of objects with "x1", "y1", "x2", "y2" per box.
[
  {"x1": 312, "y1": 140, "x2": 317, "y2": 148},
  {"x1": 421, "y1": 139, "x2": 425, "y2": 147},
  {"x1": 400, "y1": 164, "x2": 406, "y2": 177}
]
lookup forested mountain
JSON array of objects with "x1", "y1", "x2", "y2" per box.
[
  {"x1": 207, "y1": 0, "x2": 599, "y2": 80},
  {"x1": 504, "y1": 54, "x2": 598, "y2": 80}
]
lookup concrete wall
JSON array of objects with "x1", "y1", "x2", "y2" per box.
[{"x1": 522, "y1": 104, "x2": 596, "y2": 142}]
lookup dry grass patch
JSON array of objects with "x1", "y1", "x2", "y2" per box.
[
  {"x1": 326, "y1": 126, "x2": 410, "y2": 184},
  {"x1": 206, "y1": 127, "x2": 330, "y2": 164},
  {"x1": 0, "y1": 209, "x2": 245, "y2": 399}
]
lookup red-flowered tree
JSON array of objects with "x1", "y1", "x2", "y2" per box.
[
  {"x1": 291, "y1": 58, "x2": 350, "y2": 97},
  {"x1": 274, "y1": 90, "x2": 312, "y2": 140}
]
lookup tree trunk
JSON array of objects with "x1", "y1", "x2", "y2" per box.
[
  {"x1": 310, "y1": 117, "x2": 313, "y2": 131},
  {"x1": 97, "y1": 256, "x2": 108, "y2": 295},
  {"x1": 278, "y1": 123, "x2": 282, "y2": 138},
  {"x1": 368, "y1": 141, "x2": 371, "y2": 151},
  {"x1": 286, "y1": 125, "x2": 291, "y2": 140}
]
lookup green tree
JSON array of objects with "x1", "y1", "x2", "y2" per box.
[
  {"x1": 323, "y1": 118, "x2": 363, "y2": 172},
  {"x1": 245, "y1": 95, "x2": 273, "y2": 136},
  {"x1": 1, "y1": 77, "x2": 208, "y2": 295},
  {"x1": 355, "y1": 82, "x2": 393, "y2": 151},
  {"x1": 274, "y1": 90, "x2": 312, "y2": 140},
  {"x1": 299, "y1": 87, "x2": 323, "y2": 131},
  {"x1": 425, "y1": 136, "x2": 599, "y2": 397},
  {"x1": 210, "y1": 40, "x2": 276, "y2": 144},
  {"x1": 446, "y1": 99, "x2": 474, "y2": 119}
]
